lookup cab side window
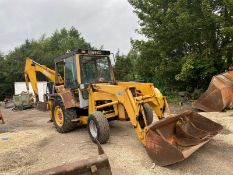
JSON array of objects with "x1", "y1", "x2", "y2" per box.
[
  {"x1": 65, "y1": 56, "x2": 77, "y2": 88},
  {"x1": 55, "y1": 61, "x2": 64, "y2": 85}
]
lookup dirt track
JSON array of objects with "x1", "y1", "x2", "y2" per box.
[{"x1": 0, "y1": 106, "x2": 233, "y2": 175}]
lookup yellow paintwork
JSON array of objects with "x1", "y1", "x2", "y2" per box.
[
  {"x1": 24, "y1": 58, "x2": 63, "y2": 100},
  {"x1": 118, "y1": 104, "x2": 127, "y2": 120},
  {"x1": 48, "y1": 99, "x2": 53, "y2": 120},
  {"x1": 79, "y1": 116, "x2": 88, "y2": 124},
  {"x1": 87, "y1": 82, "x2": 167, "y2": 144},
  {"x1": 25, "y1": 53, "x2": 169, "y2": 146},
  {"x1": 54, "y1": 106, "x2": 64, "y2": 127}
]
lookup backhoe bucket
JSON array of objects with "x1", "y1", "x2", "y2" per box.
[
  {"x1": 193, "y1": 72, "x2": 233, "y2": 112},
  {"x1": 30, "y1": 141, "x2": 112, "y2": 175},
  {"x1": 145, "y1": 111, "x2": 222, "y2": 166}
]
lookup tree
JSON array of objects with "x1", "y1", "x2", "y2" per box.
[
  {"x1": 129, "y1": 0, "x2": 233, "y2": 92},
  {"x1": 114, "y1": 50, "x2": 137, "y2": 81},
  {"x1": 0, "y1": 27, "x2": 91, "y2": 100}
]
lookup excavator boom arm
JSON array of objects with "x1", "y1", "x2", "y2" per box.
[{"x1": 24, "y1": 57, "x2": 63, "y2": 101}]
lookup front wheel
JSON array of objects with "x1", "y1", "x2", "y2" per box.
[
  {"x1": 138, "y1": 103, "x2": 154, "y2": 128},
  {"x1": 143, "y1": 103, "x2": 153, "y2": 125},
  {"x1": 88, "y1": 111, "x2": 110, "y2": 144}
]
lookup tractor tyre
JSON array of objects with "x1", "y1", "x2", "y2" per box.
[
  {"x1": 88, "y1": 111, "x2": 110, "y2": 144},
  {"x1": 143, "y1": 103, "x2": 153, "y2": 125},
  {"x1": 52, "y1": 97, "x2": 77, "y2": 133}
]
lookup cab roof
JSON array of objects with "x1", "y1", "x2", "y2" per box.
[{"x1": 54, "y1": 49, "x2": 111, "y2": 62}]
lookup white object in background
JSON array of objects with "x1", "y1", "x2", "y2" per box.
[{"x1": 14, "y1": 81, "x2": 47, "y2": 102}]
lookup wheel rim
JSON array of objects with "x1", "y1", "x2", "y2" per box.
[
  {"x1": 54, "y1": 106, "x2": 64, "y2": 127},
  {"x1": 89, "y1": 120, "x2": 98, "y2": 138}
]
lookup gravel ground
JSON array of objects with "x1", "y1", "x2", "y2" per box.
[{"x1": 0, "y1": 105, "x2": 233, "y2": 175}]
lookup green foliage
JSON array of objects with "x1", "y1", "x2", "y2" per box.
[
  {"x1": 128, "y1": 0, "x2": 233, "y2": 93},
  {"x1": 175, "y1": 53, "x2": 217, "y2": 89},
  {"x1": 114, "y1": 50, "x2": 137, "y2": 81},
  {"x1": 0, "y1": 53, "x2": 11, "y2": 99},
  {"x1": 0, "y1": 27, "x2": 91, "y2": 100},
  {"x1": 1, "y1": 1, "x2": 233, "y2": 100}
]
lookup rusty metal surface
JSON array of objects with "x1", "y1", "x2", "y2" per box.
[
  {"x1": 29, "y1": 141, "x2": 112, "y2": 175},
  {"x1": 58, "y1": 90, "x2": 80, "y2": 109},
  {"x1": 145, "y1": 111, "x2": 223, "y2": 166},
  {"x1": 193, "y1": 72, "x2": 233, "y2": 112},
  {"x1": 36, "y1": 102, "x2": 48, "y2": 111}
]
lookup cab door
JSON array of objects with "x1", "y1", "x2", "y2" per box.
[{"x1": 65, "y1": 56, "x2": 77, "y2": 88}]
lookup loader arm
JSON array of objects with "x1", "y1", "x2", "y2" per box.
[
  {"x1": 24, "y1": 57, "x2": 63, "y2": 102},
  {"x1": 88, "y1": 83, "x2": 167, "y2": 144},
  {"x1": 88, "y1": 83, "x2": 223, "y2": 166}
]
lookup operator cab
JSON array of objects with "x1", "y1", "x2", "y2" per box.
[
  {"x1": 54, "y1": 49, "x2": 114, "y2": 88},
  {"x1": 54, "y1": 49, "x2": 115, "y2": 108}
]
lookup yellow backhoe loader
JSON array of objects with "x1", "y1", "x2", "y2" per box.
[{"x1": 25, "y1": 49, "x2": 223, "y2": 166}]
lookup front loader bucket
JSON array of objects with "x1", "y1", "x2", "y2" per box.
[
  {"x1": 145, "y1": 111, "x2": 222, "y2": 166},
  {"x1": 193, "y1": 72, "x2": 233, "y2": 112}
]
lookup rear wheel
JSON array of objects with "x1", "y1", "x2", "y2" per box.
[
  {"x1": 88, "y1": 111, "x2": 110, "y2": 144},
  {"x1": 52, "y1": 97, "x2": 77, "y2": 133}
]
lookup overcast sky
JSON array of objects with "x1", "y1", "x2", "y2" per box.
[{"x1": 0, "y1": 0, "x2": 143, "y2": 55}]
